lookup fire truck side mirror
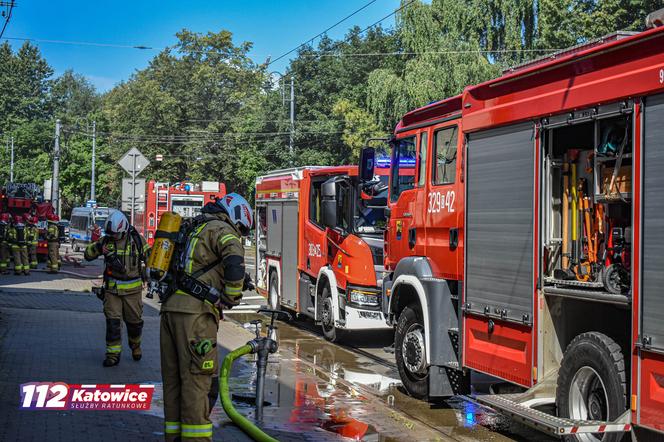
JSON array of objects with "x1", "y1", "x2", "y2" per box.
[
  {"x1": 359, "y1": 147, "x2": 375, "y2": 182},
  {"x1": 321, "y1": 180, "x2": 337, "y2": 229}
]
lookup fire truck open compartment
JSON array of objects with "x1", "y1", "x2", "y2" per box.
[
  {"x1": 542, "y1": 106, "x2": 634, "y2": 300},
  {"x1": 539, "y1": 104, "x2": 634, "y2": 382}
]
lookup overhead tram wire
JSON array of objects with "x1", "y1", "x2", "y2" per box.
[{"x1": 267, "y1": 0, "x2": 378, "y2": 67}]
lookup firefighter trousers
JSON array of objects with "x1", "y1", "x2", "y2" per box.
[
  {"x1": 103, "y1": 291, "x2": 143, "y2": 362},
  {"x1": 160, "y1": 311, "x2": 218, "y2": 441},
  {"x1": 47, "y1": 241, "x2": 59, "y2": 272},
  {"x1": 29, "y1": 244, "x2": 38, "y2": 269},
  {"x1": 0, "y1": 241, "x2": 9, "y2": 273},
  {"x1": 12, "y1": 245, "x2": 29, "y2": 274}
]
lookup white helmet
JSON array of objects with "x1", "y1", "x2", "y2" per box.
[
  {"x1": 216, "y1": 193, "x2": 253, "y2": 235},
  {"x1": 105, "y1": 210, "x2": 129, "y2": 239}
]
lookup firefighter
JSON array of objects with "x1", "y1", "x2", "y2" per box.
[
  {"x1": 84, "y1": 211, "x2": 149, "y2": 367},
  {"x1": 46, "y1": 214, "x2": 60, "y2": 273},
  {"x1": 160, "y1": 193, "x2": 252, "y2": 441},
  {"x1": 8, "y1": 215, "x2": 29, "y2": 275},
  {"x1": 0, "y1": 213, "x2": 10, "y2": 274},
  {"x1": 25, "y1": 214, "x2": 39, "y2": 270}
]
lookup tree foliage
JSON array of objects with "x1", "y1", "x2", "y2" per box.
[{"x1": 1, "y1": 1, "x2": 660, "y2": 213}]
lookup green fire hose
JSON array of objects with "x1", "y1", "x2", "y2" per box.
[{"x1": 219, "y1": 344, "x2": 278, "y2": 442}]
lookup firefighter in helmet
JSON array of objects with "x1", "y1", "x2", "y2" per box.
[
  {"x1": 160, "y1": 193, "x2": 251, "y2": 441},
  {"x1": 84, "y1": 211, "x2": 149, "y2": 367},
  {"x1": 8, "y1": 215, "x2": 29, "y2": 275},
  {"x1": 0, "y1": 213, "x2": 11, "y2": 274},
  {"x1": 46, "y1": 213, "x2": 60, "y2": 273},
  {"x1": 24, "y1": 214, "x2": 39, "y2": 270}
]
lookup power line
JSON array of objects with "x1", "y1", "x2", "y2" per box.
[
  {"x1": 2, "y1": 36, "x2": 152, "y2": 50},
  {"x1": 0, "y1": 1, "x2": 16, "y2": 40},
  {"x1": 267, "y1": 0, "x2": 378, "y2": 66},
  {"x1": 313, "y1": 48, "x2": 563, "y2": 58},
  {"x1": 356, "y1": 0, "x2": 414, "y2": 37}
]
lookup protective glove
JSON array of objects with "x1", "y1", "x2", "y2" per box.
[{"x1": 243, "y1": 273, "x2": 255, "y2": 291}]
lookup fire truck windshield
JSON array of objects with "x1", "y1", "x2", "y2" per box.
[
  {"x1": 354, "y1": 176, "x2": 388, "y2": 234},
  {"x1": 389, "y1": 137, "x2": 416, "y2": 202}
]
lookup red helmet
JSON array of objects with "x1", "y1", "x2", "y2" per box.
[
  {"x1": 13, "y1": 215, "x2": 23, "y2": 224},
  {"x1": 47, "y1": 213, "x2": 59, "y2": 222},
  {"x1": 0, "y1": 213, "x2": 9, "y2": 223},
  {"x1": 23, "y1": 213, "x2": 32, "y2": 223}
]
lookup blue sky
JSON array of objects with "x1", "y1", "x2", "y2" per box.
[{"x1": 4, "y1": 1, "x2": 402, "y2": 92}]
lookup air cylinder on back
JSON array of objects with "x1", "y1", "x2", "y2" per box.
[{"x1": 146, "y1": 211, "x2": 182, "y2": 281}]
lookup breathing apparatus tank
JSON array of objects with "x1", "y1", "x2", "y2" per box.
[{"x1": 147, "y1": 212, "x2": 182, "y2": 282}]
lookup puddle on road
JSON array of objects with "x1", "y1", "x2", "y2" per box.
[{"x1": 230, "y1": 313, "x2": 555, "y2": 441}]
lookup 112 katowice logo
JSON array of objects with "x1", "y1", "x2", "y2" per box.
[{"x1": 20, "y1": 383, "x2": 154, "y2": 410}]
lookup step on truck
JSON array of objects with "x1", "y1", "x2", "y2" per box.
[
  {"x1": 361, "y1": 9, "x2": 664, "y2": 441},
  {"x1": 255, "y1": 165, "x2": 392, "y2": 341}
]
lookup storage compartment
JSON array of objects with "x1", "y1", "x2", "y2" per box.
[{"x1": 541, "y1": 111, "x2": 633, "y2": 300}]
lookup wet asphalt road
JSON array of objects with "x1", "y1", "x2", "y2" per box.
[{"x1": 241, "y1": 250, "x2": 557, "y2": 442}]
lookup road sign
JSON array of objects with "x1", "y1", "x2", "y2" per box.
[
  {"x1": 118, "y1": 148, "x2": 149, "y2": 226},
  {"x1": 121, "y1": 178, "x2": 146, "y2": 212},
  {"x1": 155, "y1": 154, "x2": 163, "y2": 162},
  {"x1": 118, "y1": 148, "x2": 150, "y2": 176},
  {"x1": 85, "y1": 200, "x2": 97, "y2": 208}
]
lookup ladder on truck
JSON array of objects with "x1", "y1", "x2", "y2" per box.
[
  {"x1": 475, "y1": 371, "x2": 631, "y2": 438},
  {"x1": 155, "y1": 182, "x2": 170, "y2": 224}
]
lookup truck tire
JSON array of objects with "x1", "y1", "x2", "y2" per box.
[
  {"x1": 320, "y1": 285, "x2": 341, "y2": 342},
  {"x1": 395, "y1": 305, "x2": 428, "y2": 399},
  {"x1": 556, "y1": 332, "x2": 626, "y2": 442},
  {"x1": 268, "y1": 271, "x2": 280, "y2": 310}
]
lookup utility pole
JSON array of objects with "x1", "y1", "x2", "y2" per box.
[
  {"x1": 9, "y1": 136, "x2": 13, "y2": 182},
  {"x1": 289, "y1": 76, "x2": 295, "y2": 160},
  {"x1": 91, "y1": 120, "x2": 96, "y2": 201},
  {"x1": 52, "y1": 119, "x2": 61, "y2": 217}
]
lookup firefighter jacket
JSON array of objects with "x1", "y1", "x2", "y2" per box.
[
  {"x1": 84, "y1": 231, "x2": 150, "y2": 296},
  {"x1": 8, "y1": 224, "x2": 26, "y2": 246},
  {"x1": 161, "y1": 212, "x2": 245, "y2": 319},
  {"x1": 46, "y1": 221, "x2": 59, "y2": 242},
  {"x1": 25, "y1": 225, "x2": 39, "y2": 246}
]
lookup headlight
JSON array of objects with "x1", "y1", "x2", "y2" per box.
[{"x1": 349, "y1": 289, "x2": 379, "y2": 306}]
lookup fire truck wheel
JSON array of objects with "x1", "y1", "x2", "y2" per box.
[
  {"x1": 395, "y1": 305, "x2": 428, "y2": 399},
  {"x1": 556, "y1": 332, "x2": 626, "y2": 442},
  {"x1": 268, "y1": 271, "x2": 280, "y2": 310},
  {"x1": 321, "y1": 285, "x2": 342, "y2": 342}
]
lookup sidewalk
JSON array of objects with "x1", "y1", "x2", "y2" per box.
[{"x1": 0, "y1": 290, "x2": 257, "y2": 441}]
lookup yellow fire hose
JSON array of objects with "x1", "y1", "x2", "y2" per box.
[{"x1": 220, "y1": 344, "x2": 278, "y2": 442}]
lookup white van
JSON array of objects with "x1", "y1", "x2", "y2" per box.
[{"x1": 69, "y1": 207, "x2": 115, "y2": 252}]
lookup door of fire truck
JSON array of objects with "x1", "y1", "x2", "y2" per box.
[
  {"x1": 425, "y1": 122, "x2": 463, "y2": 280},
  {"x1": 386, "y1": 133, "x2": 423, "y2": 266},
  {"x1": 638, "y1": 92, "x2": 664, "y2": 433},
  {"x1": 303, "y1": 172, "x2": 336, "y2": 278},
  {"x1": 463, "y1": 122, "x2": 537, "y2": 387}
]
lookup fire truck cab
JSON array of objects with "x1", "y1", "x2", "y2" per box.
[
  {"x1": 365, "y1": 14, "x2": 664, "y2": 441},
  {"x1": 140, "y1": 180, "x2": 227, "y2": 245},
  {"x1": 255, "y1": 165, "x2": 392, "y2": 341}
]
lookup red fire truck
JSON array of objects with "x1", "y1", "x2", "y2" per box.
[
  {"x1": 137, "y1": 180, "x2": 226, "y2": 245},
  {"x1": 255, "y1": 165, "x2": 393, "y2": 341},
  {"x1": 360, "y1": 11, "x2": 664, "y2": 440}
]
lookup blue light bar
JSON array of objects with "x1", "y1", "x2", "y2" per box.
[{"x1": 375, "y1": 154, "x2": 416, "y2": 169}]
